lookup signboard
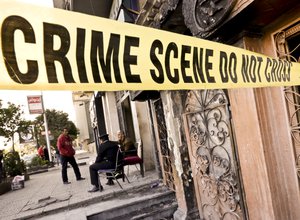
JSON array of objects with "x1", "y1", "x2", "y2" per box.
[
  {"x1": 27, "y1": 95, "x2": 43, "y2": 114},
  {"x1": 19, "y1": 127, "x2": 34, "y2": 144},
  {"x1": 0, "y1": 0, "x2": 299, "y2": 91}
]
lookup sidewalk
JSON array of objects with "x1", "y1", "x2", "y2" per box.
[{"x1": 0, "y1": 151, "x2": 160, "y2": 220}]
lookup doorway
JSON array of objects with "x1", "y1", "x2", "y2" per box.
[
  {"x1": 183, "y1": 89, "x2": 247, "y2": 219},
  {"x1": 120, "y1": 96, "x2": 135, "y2": 142}
]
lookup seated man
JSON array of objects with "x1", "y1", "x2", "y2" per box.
[
  {"x1": 117, "y1": 130, "x2": 137, "y2": 157},
  {"x1": 88, "y1": 134, "x2": 119, "y2": 192}
]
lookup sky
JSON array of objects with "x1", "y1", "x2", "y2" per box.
[{"x1": 0, "y1": 90, "x2": 75, "y2": 122}]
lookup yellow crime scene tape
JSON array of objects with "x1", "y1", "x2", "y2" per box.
[{"x1": 0, "y1": 0, "x2": 299, "y2": 91}]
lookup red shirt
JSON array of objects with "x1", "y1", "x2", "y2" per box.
[
  {"x1": 38, "y1": 146, "x2": 44, "y2": 157},
  {"x1": 57, "y1": 134, "x2": 75, "y2": 157}
]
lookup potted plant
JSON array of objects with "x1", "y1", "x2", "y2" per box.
[
  {"x1": 0, "y1": 151, "x2": 27, "y2": 194},
  {"x1": 3, "y1": 151, "x2": 27, "y2": 179},
  {"x1": 27, "y1": 155, "x2": 48, "y2": 173},
  {"x1": 0, "y1": 150, "x2": 11, "y2": 195}
]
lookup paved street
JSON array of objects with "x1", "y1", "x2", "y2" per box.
[{"x1": 0, "y1": 151, "x2": 159, "y2": 220}]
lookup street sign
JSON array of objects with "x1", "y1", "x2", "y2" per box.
[{"x1": 27, "y1": 95, "x2": 43, "y2": 114}]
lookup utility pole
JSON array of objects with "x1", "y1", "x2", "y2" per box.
[{"x1": 41, "y1": 93, "x2": 52, "y2": 162}]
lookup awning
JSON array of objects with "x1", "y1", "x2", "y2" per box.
[{"x1": 130, "y1": 91, "x2": 160, "y2": 102}]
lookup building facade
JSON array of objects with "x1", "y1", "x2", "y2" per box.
[
  {"x1": 133, "y1": 1, "x2": 300, "y2": 219},
  {"x1": 55, "y1": 0, "x2": 300, "y2": 219}
]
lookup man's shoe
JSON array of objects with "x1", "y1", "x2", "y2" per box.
[
  {"x1": 77, "y1": 177, "x2": 85, "y2": 181},
  {"x1": 106, "y1": 180, "x2": 114, "y2": 186},
  {"x1": 88, "y1": 186, "x2": 99, "y2": 192},
  {"x1": 63, "y1": 181, "x2": 71, "y2": 184}
]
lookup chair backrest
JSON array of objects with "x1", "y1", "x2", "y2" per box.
[
  {"x1": 115, "y1": 147, "x2": 123, "y2": 170},
  {"x1": 134, "y1": 141, "x2": 143, "y2": 160}
]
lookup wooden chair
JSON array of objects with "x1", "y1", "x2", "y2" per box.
[
  {"x1": 123, "y1": 141, "x2": 144, "y2": 177},
  {"x1": 97, "y1": 147, "x2": 129, "y2": 189}
]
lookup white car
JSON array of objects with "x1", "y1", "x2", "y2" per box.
[{"x1": 21, "y1": 154, "x2": 37, "y2": 165}]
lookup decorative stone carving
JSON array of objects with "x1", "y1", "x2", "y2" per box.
[
  {"x1": 183, "y1": 0, "x2": 237, "y2": 38},
  {"x1": 184, "y1": 90, "x2": 245, "y2": 219},
  {"x1": 136, "y1": 0, "x2": 180, "y2": 28}
]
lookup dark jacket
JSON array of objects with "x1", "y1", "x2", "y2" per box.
[{"x1": 95, "y1": 140, "x2": 120, "y2": 165}]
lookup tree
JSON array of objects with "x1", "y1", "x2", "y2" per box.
[
  {"x1": 33, "y1": 109, "x2": 78, "y2": 148},
  {"x1": 0, "y1": 100, "x2": 32, "y2": 152}
]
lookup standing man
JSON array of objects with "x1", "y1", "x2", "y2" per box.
[
  {"x1": 57, "y1": 128, "x2": 85, "y2": 184},
  {"x1": 88, "y1": 134, "x2": 119, "y2": 192},
  {"x1": 43, "y1": 145, "x2": 50, "y2": 162}
]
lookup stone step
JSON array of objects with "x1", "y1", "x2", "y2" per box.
[
  {"x1": 131, "y1": 203, "x2": 178, "y2": 220},
  {"x1": 87, "y1": 188, "x2": 177, "y2": 220},
  {"x1": 17, "y1": 179, "x2": 177, "y2": 220}
]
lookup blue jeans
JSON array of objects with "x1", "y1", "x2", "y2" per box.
[{"x1": 55, "y1": 153, "x2": 61, "y2": 165}]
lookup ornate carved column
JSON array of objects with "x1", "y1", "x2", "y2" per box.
[{"x1": 160, "y1": 90, "x2": 200, "y2": 219}]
